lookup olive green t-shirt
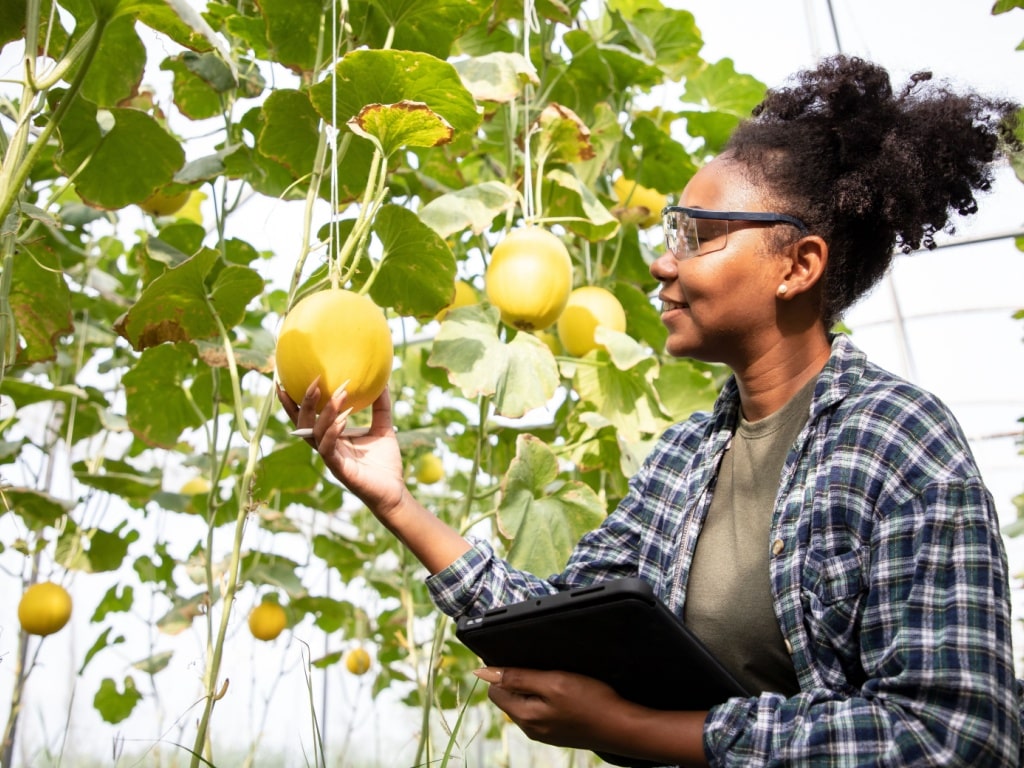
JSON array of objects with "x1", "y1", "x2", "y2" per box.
[{"x1": 683, "y1": 378, "x2": 816, "y2": 697}]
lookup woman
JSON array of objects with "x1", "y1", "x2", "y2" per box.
[{"x1": 281, "y1": 56, "x2": 1022, "y2": 766}]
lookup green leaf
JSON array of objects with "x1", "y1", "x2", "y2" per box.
[
  {"x1": 79, "y1": 628, "x2": 125, "y2": 675},
  {"x1": 992, "y1": 0, "x2": 1024, "y2": 13},
  {"x1": 313, "y1": 533, "x2": 370, "y2": 582},
  {"x1": 0, "y1": 3, "x2": 24, "y2": 48},
  {"x1": 428, "y1": 306, "x2": 560, "y2": 418},
  {"x1": 122, "y1": 343, "x2": 205, "y2": 448},
  {"x1": 121, "y1": 0, "x2": 214, "y2": 51},
  {"x1": 560, "y1": 29, "x2": 664, "y2": 98},
  {"x1": 257, "y1": 89, "x2": 320, "y2": 176},
  {"x1": 366, "y1": 204, "x2": 457, "y2": 318},
  {"x1": 654, "y1": 358, "x2": 719, "y2": 422},
  {"x1": 682, "y1": 57, "x2": 767, "y2": 116},
  {"x1": 348, "y1": 101, "x2": 454, "y2": 157},
  {"x1": 229, "y1": 108, "x2": 315, "y2": 200},
  {"x1": 454, "y1": 52, "x2": 539, "y2": 103},
  {"x1": 156, "y1": 594, "x2": 206, "y2": 635},
  {"x1": 133, "y1": 542, "x2": 176, "y2": 590},
  {"x1": 1, "y1": 488, "x2": 73, "y2": 532},
  {"x1": 291, "y1": 595, "x2": 356, "y2": 634},
  {"x1": 418, "y1": 181, "x2": 519, "y2": 238},
  {"x1": 132, "y1": 651, "x2": 173, "y2": 675},
  {"x1": 55, "y1": 94, "x2": 185, "y2": 209},
  {"x1": 536, "y1": 103, "x2": 596, "y2": 165},
  {"x1": 79, "y1": 14, "x2": 146, "y2": 106},
  {"x1": 623, "y1": 5, "x2": 704, "y2": 80},
  {"x1": 573, "y1": 103, "x2": 625, "y2": 190},
  {"x1": 497, "y1": 434, "x2": 606, "y2": 576},
  {"x1": 92, "y1": 584, "x2": 135, "y2": 621},
  {"x1": 676, "y1": 109, "x2": 743, "y2": 156},
  {"x1": 347, "y1": 0, "x2": 489, "y2": 58},
  {"x1": 13, "y1": 237, "x2": 74, "y2": 363},
  {"x1": 544, "y1": 169, "x2": 620, "y2": 241},
  {"x1": 78, "y1": 520, "x2": 141, "y2": 572},
  {"x1": 310, "y1": 649, "x2": 345, "y2": 668},
  {"x1": 93, "y1": 676, "x2": 142, "y2": 724},
  {"x1": 614, "y1": 281, "x2": 665, "y2": 352},
  {"x1": 491, "y1": 0, "x2": 575, "y2": 26},
  {"x1": 256, "y1": 0, "x2": 322, "y2": 73},
  {"x1": 630, "y1": 116, "x2": 697, "y2": 196},
  {"x1": 216, "y1": 6, "x2": 270, "y2": 59},
  {"x1": 309, "y1": 49, "x2": 481, "y2": 137},
  {"x1": 568, "y1": 340, "x2": 667, "y2": 442},
  {"x1": 240, "y1": 552, "x2": 304, "y2": 596},
  {"x1": 161, "y1": 52, "x2": 231, "y2": 120},
  {"x1": 114, "y1": 249, "x2": 264, "y2": 350},
  {"x1": 255, "y1": 92, "x2": 377, "y2": 203},
  {"x1": 72, "y1": 460, "x2": 161, "y2": 507},
  {"x1": 255, "y1": 441, "x2": 323, "y2": 495}
]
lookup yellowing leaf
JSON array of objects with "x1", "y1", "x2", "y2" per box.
[
  {"x1": 536, "y1": 103, "x2": 596, "y2": 164},
  {"x1": 454, "y1": 52, "x2": 539, "y2": 103},
  {"x1": 348, "y1": 101, "x2": 454, "y2": 157}
]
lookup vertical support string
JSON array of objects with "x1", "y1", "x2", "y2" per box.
[
  {"x1": 328, "y1": 0, "x2": 340, "y2": 287},
  {"x1": 520, "y1": 0, "x2": 539, "y2": 222}
]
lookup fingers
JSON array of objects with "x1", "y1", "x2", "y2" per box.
[
  {"x1": 474, "y1": 667, "x2": 504, "y2": 685},
  {"x1": 281, "y1": 378, "x2": 395, "y2": 446},
  {"x1": 474, "y1": 667, "x2": 537, "y2": 695},
  {"x1": 369, "y1": 386, "x2": 394, "y2": 436},
  {"x1": 298, "y1": 379, "x2": 322, "y2": 429},
  {"x1": 276, "y1": 383, "x2": 301, "y2": 423}
]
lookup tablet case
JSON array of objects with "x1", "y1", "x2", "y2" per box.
[{"x1": 455, "y1": 577, "x2": 751, "y2": 768}]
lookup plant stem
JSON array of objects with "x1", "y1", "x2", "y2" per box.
[
  {"x1": 188, "y1": 377, "x2": 279, "y2": 767},
  {"x1": 0, "y1": 627, "x2": 31, "y2": 767},
  {"x1": 0, "y1": 17, "x2": 106, "y2": 227}
]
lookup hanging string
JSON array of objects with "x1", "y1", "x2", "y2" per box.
[
  {"x1": 328, "y1": 0, "x2": 341, "y2": 287},
  {"x1": 520, "y1": 0, "x2": 540, "y2": 222}
]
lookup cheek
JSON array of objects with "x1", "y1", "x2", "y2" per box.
[{"x1": 683, "y1": 266, "x2": 772, "y2": 328}]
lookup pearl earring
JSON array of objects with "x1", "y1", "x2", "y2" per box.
[{"x1": 777, "y1": 284, "x2": 788, "y2": 296}]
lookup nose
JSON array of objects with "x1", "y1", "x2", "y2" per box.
[{"x1": 650, "y1": 250, "x2": 678, "y2": 282}]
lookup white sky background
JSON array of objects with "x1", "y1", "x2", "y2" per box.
[{"x1": 1, "y1": 2, "x2": 1023, "y2": 766}]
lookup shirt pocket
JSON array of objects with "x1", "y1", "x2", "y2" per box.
[{"x1": 800, "y1": 546, "x2": 869, "y2": 686}]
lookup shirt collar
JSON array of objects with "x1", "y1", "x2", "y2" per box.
[{"x1": 710, "y1": 333, "x2": 867, "y2": 430}]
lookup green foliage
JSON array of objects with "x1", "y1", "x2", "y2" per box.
[{"x1": 0, "y1": 0, "x2": 766, "y2": 764}]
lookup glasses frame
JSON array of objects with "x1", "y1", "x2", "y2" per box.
[{"x1": 661, "y1": 205, "x2": 810, "y2": 260}]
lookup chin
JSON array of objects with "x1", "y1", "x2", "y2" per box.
[{"x1": 663, "y1": 336, "x2": 721, "y2": 366}]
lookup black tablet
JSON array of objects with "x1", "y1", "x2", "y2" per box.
[{"x1": 455, "y1": 577, "x2": 751, "y2": 768}]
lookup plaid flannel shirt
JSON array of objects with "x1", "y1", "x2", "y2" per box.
[{"x1": 427, "y1": 334, "x2": 1021, "y2": 766}]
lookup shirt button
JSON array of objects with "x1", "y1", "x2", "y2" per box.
[
  {"x1": 771, "y1": 538, "x2": 785, "y2": 556},
  {"x1": 784, "y1": 638, "x2": 793, "y2": 655}
]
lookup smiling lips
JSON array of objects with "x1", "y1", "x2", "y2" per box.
[{"x1": 660, "y1": 297, "x2": 688, "y2": 312}]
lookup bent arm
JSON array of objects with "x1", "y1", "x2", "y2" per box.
[{"x1": 374, "y1": 485, "x2": 472, "y2": 574}]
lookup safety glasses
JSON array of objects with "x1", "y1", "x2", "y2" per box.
[{"x1": 661, "y1": 205, "x2": 809, "y2": 260}]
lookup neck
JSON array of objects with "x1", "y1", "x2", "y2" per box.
[{"x1": 733, "y1": 331, "x2": 832, "y2": 422}]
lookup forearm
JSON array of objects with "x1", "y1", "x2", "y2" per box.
[
  {"x1": 377, "y1": 487, "x2": 472, "y2": 574},
  {"x1": 601, "y1": 705, "x2": 709, "y2": 767}
]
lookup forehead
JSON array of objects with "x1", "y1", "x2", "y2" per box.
[{"x1": 679, "y1": 157, "x2": 762, "y2": 211}]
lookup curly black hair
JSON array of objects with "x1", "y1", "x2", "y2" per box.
[{"x1": 724, "y1": 55, "x2": 1020, "y2": 326}]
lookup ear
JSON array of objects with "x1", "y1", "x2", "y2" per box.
[{"x1": 776, "y1": 235, "x2": 827, "y2": 298}]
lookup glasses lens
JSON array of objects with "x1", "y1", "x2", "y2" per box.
[{"x1": 663, "y1": 210, "x2": 726, "y2": 260}]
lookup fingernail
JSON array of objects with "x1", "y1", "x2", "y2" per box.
[
  {"x1": 335, "y1": 406, "x2": 353, "y2": 424},
  {"x1": 473, "y1": 667, "x2": 503, "y2": 684},
  {"x1": 290, "y1": 428, "x2": 314, "y2": 438},
  {"x1": 332, "y1": 379, "x2": 351, "y2": 399}
]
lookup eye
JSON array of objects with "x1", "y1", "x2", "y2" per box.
[{"x1": 694, "y1": 221, "x2": 728, "y2": 245}]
